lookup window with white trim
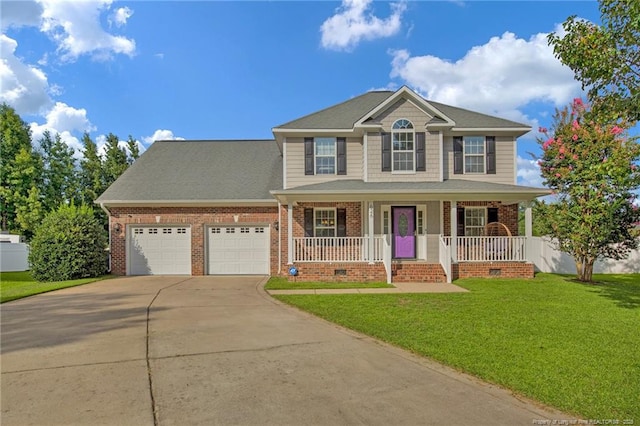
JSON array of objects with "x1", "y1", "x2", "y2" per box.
[
  {"x1": 392, "y1": 119, "x2": 414, "y2": 172},
  {"x1": 314, "y1": 209, "x2": 336, "y2": 237},
  {"x1": 465, "y1": 208, "x2": 486, "y2": 236},
  {"x1": 464, "y1": 136, "x2": 485, "y2": 173},
  {"x1": 315, "y1": 137, "x2": 336, "y2": 175},
  {"x1": 382, "y1": 209, "x2": 390, "y2": 235}
]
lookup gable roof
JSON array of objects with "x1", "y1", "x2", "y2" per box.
[
  {"x1": 273, "y1": 86, "x2": 530, "y2": 132},
  {"x1": 96, "y1": 140, "x2": 282, "y2": 205},
  {"x1": 273, "y1": 91, "x2": 394, "y2": 130}
]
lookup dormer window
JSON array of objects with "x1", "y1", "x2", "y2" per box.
[{"x1": 392, "y1": 119, "x2": 414, "y2": 172}]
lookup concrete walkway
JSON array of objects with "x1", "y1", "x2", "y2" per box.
[
  {"x1": 268, "y1": 281, "x2": 469, "y2": 295},
  {"x1": 1, "y1": 276, "x2": 569, "y2": 425}
]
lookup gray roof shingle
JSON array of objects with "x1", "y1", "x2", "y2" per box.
[
  {"x1": 96, "y1": 140, "x2": 282, "y2": 203},
  {"x1": 274, "y1": 89, "x2": 529, "y2": 130},
  {"x1": 274, "y1": 91, "x2": 394, "y2": 129}
]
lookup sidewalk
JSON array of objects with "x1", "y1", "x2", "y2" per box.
[{"x1": 267, "y1": 281, "x2": 469, "y2": 295}]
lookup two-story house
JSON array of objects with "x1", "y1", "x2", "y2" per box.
[{"x1": 97, "y1": 86, "x2": 549, "y2": 282}]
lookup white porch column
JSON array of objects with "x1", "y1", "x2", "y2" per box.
[
  {"x1": 287, "y1": 203, "x2": 293, "y2": 265},
  {"x1": 368, "y1": 201, "x2": 375, "y2": 264},
  {"x1": 525, "y1": 203, "x2": 533, "y2": 238},
  {"x1": 450, "y1": 201, "x2": 457, "y2": 262}
]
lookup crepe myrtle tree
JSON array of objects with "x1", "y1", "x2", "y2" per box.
[{"x1": 536, "y1": 98, "x2": 640, "y2": 282}]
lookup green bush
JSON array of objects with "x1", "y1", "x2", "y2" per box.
[{"x1": 29, "y1": 204, "x2": 108, "y2": 282}]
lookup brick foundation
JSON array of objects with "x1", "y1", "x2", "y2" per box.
[
  {"x1": 452, "y1": 262, "x2": 534, "y2": 279},
  {"x1": 286, "y1": 262, "x2": 386, "y2": 282}
]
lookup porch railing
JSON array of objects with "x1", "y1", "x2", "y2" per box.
[
  {"x1": 442, "y1": 236, "x2": 527, "y2": 262},
  {"x1": 439, "y1": 235, "x2": 452, "y2": 283},
  {"x1": 292, "y1": 236, "x2": 385, "y2": 263}
]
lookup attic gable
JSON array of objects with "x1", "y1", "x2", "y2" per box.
[{"x1": 355, "y1": 86, "x2": 456, "y2": 129}]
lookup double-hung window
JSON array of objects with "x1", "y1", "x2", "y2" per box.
[
  {"x1": 392, "y1": 119, "x2": 414, "y2": 172},
  {"x1": 464, "y1": 136, "x2": 485, "y2": 173},
  {"x1": 314, "y1": 209, "x2": 336, "y2": 237},
  {"x1": 465, "y1": 208, "x2": 486, "y2": 236},
  {"x1": 315, "y1": 137, "x2": 336, "y2": 175},
  {"x1": 453, "y1": 136, "x2": 495, "y2": 175}
]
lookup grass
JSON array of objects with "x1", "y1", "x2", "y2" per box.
[
  {"x1": 0, "y1": 271, "x2": 112, "y2": 303},
  {"x1": 273, "y1": 273, "x2": 640, "y2": 420},
  {"x1": 264, "y1": 276, "x2": 393, "y2": 290}
]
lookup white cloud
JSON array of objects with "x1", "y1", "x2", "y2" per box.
[
  {"x1": 321, "y1": 0, "x2": 407, "y2": 51},
  {"x1": 110, "y1": 6, "x2": 133, "y2": 27},
  {"x1": 0, "y1": 0, "x2": 43, "y2": 31},
  {"x1": 389, "y1": 28, "x2": 582, "y2": 123},
  {"x1": 29, "y1": 102, "x2": 96, "y2": 156},
  {"x1": 38, "y1": 0, "x2": 136, "y2": 61},
  {"x1": 143, "y1": 129, "x2": 185, "y2": 145},
  {"x1": 516, "y1": 155, "x2": 545, "y2": 188},
  {"x1": 0, "y1": 35, "x2": 52, "y2": 115}
]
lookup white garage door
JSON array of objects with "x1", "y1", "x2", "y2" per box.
[
  {"x1": 128, "y1": 226, "x2": 191, "y2": 275},
  {"x1": 208, "y1": 226, "x2": 270, "y2": 275}
]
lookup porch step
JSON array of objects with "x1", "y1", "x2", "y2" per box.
[{"x1": 391, "y1": 263, "x2": 447, "y2": 283}]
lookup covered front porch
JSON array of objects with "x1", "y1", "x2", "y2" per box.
[{"x1": 271, "y1": 180, "x2": 549, "y2": 283}]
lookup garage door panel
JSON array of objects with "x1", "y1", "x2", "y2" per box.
[
  {"x1": 129, "y1": 226, "x2": 191, "y2": 275},
  {"x1": 208, "y1": 226, "x2": 269, "y2": 275}
]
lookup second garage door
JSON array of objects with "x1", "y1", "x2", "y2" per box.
[{"x1": 208, "y1": 226, "x2": 270, "y2": 274}]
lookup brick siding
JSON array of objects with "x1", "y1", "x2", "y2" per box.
[
  {"x1": 109, "y1": 202, "x2": 533, "y2": 282},
  {"x1": 108, "y1": 206, "x2": 279, "y2": 276}
]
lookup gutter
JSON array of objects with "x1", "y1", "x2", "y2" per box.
[{"x1": 99, "y1": 202, "x2": 111, "y2": 273}]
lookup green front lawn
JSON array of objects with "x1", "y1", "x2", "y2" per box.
[
  {"x1": 0, "y1": 271, "x2": 112, "y2": 303},
  {"x1": 274, "y1": 273, "x2": 640, "y2": 420},
  {"x1": 265, "y1": 276, "x2": 393, "y2": 290}
]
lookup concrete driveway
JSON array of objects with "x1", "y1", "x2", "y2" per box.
[{"x1": 1, "y1": 276, "x2": 567, "y2": 425}]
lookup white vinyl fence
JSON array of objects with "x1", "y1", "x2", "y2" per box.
[
  {"x1": 528, "y1": 237, "x2": 640, "y2": 274},
  {"x1": 0, "y1": 243, "x2": 30, "y2": 272}
]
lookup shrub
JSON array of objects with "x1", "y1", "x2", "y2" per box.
[{"x1": 29, "y1": 204, "x2": 108, "y2": 282}]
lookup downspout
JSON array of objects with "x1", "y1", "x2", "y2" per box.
[{"x1": 99, "y1": 202, "x2": 112, "y2": 273}]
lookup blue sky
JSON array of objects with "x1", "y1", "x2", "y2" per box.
[{"x1": 1, "y1": 0, "x2": 602, "y2": 187}]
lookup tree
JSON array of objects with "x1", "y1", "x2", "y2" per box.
[
  {"x1": 126, "y1": 135, "x2": 140, "y2": 164},
  {"x1": 537, "y1": 98, "x2": 640, "y2": 282},
  {"x1": 102, "y1": 133, "x2": 129, "y2": 187},
  {"x1": 0, "y1": 103, "x2": 40, "y2": 232},
  {"x1": 29, "y1": 204, "x2": 108, "y2": 281},
  {"x1": 38, "y1": 131, "x2": 80, "y2": 211},
  {"x1": 79, "y1": 132, "x2": 105, "y2": 206},
  {"x1": 548, "y1": 0, "x2": 640, "y2": 123}
]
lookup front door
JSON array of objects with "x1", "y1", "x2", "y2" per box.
[{"x1": 392, "y1": 207, "x2": 416, "y2": 259}]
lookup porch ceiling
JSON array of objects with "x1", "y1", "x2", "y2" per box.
[{"x1": 270, "y1": 179, "x2": 550, "y2": 204}]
